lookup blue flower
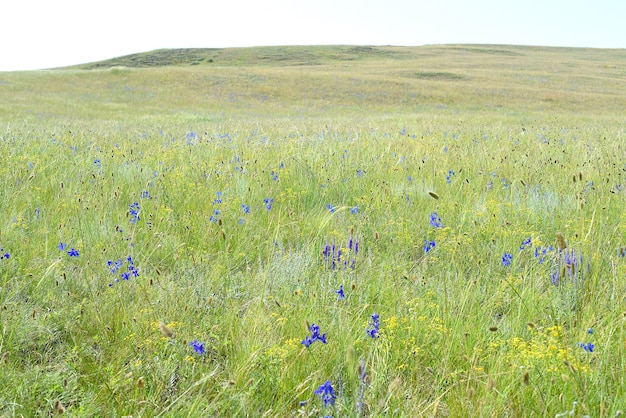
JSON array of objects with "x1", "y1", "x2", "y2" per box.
[
  {"x1": 367, "y1": 313, "x2": 380, "y2": 338},
  {"x1": 140, "y1": 190, "x2": 150, "y2": 199},
  {"x1": 314, "y1": 380, "x2": 336, "y2": 408},
  {"x1": 446, "y1": 169, "x2": 455, "y2": 184},
  {"x1": 129, "y1": 202, "x2": 140, "y2": 223},
  {"x1": 350, "y1": 206, "x2": 359, "y2": 214},
  {"x1": 189, "y1": 340, "x2": 205, "y2": 355},
  {"x1": 58, "y1": 242, "x2": 67, "y2": 251},
  {"x1": 301, "y1": 323, "x2": 327, "y2": 347},
  {"x1": 423, "y1": 240, "x2": 436, "y2": 253},
  {"x1": 587, "y1": 328, "x2": 594, "y2": 335},
  {"x1": 577, "y1": 342, "x2": 594, "y2": 353},
  {"x1": 429, "y1": 212, "x2": 444, "y2": 228},
  {"x1": 67, "y1": 248, "x2": 80, "y2": 257},
  {"x1": 519, "y1": 237, "x2": 532, "y2": 250},
  {"x1": 264, "y1": 197, "x2": 274, "y2": 211},
  {"x1": 336, "y1": 285, "x2": 345, "y2": 300},
  {"x1": 241, "y1": 204, "x2": 250, "y2": 214},
  {"x1": 326, "y1": 204, "x2": 336, "y2": 213},
  {"x1": 0, "y1": 248, "x2": 9, "y2": 260},
  {"x1": 502, "y1": 252, "x2": 513, "y2": 267},
  {"x1": 271, "y1": 171, "x2": 278, "y2": 181}
]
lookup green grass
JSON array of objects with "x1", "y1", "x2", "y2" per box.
[{"x1": 0, "y1": 45, "x2": 625, "y2": 416}]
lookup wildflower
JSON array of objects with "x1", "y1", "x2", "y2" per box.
[
  {"x1": 270, "y1": 171, "x2": 278, "y2": 181},
  {"x1": 140, "y1": 190, "x2": 150, "y2": 199},
  {"x1": 587, "y1": 328, "x2": 594, "y2": 335},
  {"x1": 534, "y1": 246, "x2": 554, "y2": 264},
  {"x1": 264, "y1": 197, "x2": 274, "y2": 211},
  {"x1": 212, "y1": 192, "x2": 223, "y2": 205},
  {"x1": 314, "y1": 380, "x2": 336, "y2": 408},
  {"x1": 336, "y1": 285, "x2": 345, "y2": 300},
  {"x1": 520, "y1": 237, "x2": 532, "y2": 251},
  {"x1": 0, "y1": 248, "x2": 9, "y2": 259},
  {"x1": 58, "y1": 242, "x2": 67, "y2": 251},
  {"x1": 423, "y1": 240, "x2": 436, "y2": 253},
  {"x1": 241, "y1": 204, "x2": 250, "y2": 214},
  {"x1": 502, "y1": 252, "x2": 513, "y2": 267},
  {"x1": 301, "y1": 323, "x2": 327, "y2": 348},
  {"x1": 356, "y1": 169, "x2": 365, "y2": 177},
  {"x1": 189, "y1": 340, "x2": 205, "y2": 355},
  {"x1": 577, "y1": 342, "x2": 594, "y2": 353},
  {"x1": 94, "y1": 159, "x2": 102, "y2": 168},
  {"x1": 67, "y1": 248, "x2": 80, "y2": 257},
  {"x1": 367, "y1": 313, "x2": 380, "y2": 338},
  {"x1": 129, "y1": 202, "x2": 140, "y2": 223},
  {"x1": 326, "y1": 204, "x2": 336, "y2": 213},
  {"x1": 350, "y1": 206, "x2": 359, "y2": 214},
  {"x1": 107, "y1": 256, "x2": 139, "y2": 286},
  {"x1": 210, "y1": 209, "x2": 220, "y2": 223},
  {"x1": 446, "y1": 169, "x2": 455, "y2": 184},
  {"x1": 429, "y1": 212, "x2": 444, "y2": 228}
]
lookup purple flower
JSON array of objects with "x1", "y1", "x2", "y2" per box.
[
  {"x1": 423, "y1": 240, "x2": 436, "y2": 253},
  {"x1": 429, "y1": 212, "x2": 444, "y2": 228},
  {"x1": 264, "y1": 197, "x2": 274, "y2": 211},
  {"x1": 302, "y1": 323, "x2": 327, "y2": 347},
  {"x1": 314, "y1": 380, "x2": 336, "y2": 408},
  {"x1": 577, "y1": 342, "x2": 594, "y2": 353},
  {"x1": 58, "y1": 242, "x2": 67, "y2": 251},
  {"x1": 189, "y1": 340, "x2": 205, "y2": 355},
  {"x1": 336, "y1": 285, "x2": 345, "y2": 300},
  {"x1": 367, "y1": 313, "x2": 380, "y2": 338},
  {"x1": 326, "y1": 204, "x2": 336, "y2": 213},
  {"x1": 350, "y1": 206, "x2": 359, "y2": 214},
  {"x1": 67, "y1": 248, "x2": 80, "y2": 257},
  {"x1": 519, "y1": 237, "x2": 532, "y2": 250},
  {"x1": 0, "y1": 248, "x2": 10, "y2": 260},
  {"x1": 502, "y1": 252, "x2": 513, "y2": 267}
]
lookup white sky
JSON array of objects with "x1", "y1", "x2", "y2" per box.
[{"x1": 1, "y1": 0, "x2": 625, "y2": 71}]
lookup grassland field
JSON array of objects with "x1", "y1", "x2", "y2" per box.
[{"x1": 0, "y1": 44, "x2": 625, "y2": 417}]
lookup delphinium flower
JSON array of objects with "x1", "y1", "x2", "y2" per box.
[
  {"x1": 301, "y1": 323, "x2": 327, "y2": 348},
  {"x1": 519, "y1": 237, "x2": 532, "y2": 251},
  {"x1": 429, "y1": 212, "x2": 444, "y2": 228},
  {"x1": 314, "y1": 380, "x2": 336, "y2": 408},
  {"x1": 534, "y1": 246, "x2": 554, "y2": 264},
  {"x1": 423, "y1": 240, "x2": 436, "y2": 253},
  {"x1": 270, "y1": 171, "x2": 278, "y2": 181},
  {"x1": 576, "y1": 342, "x2": 594, "y2": 353},
  {"x1": 0, "y1": 248, "x2": 9, "y2": 260},
  {"x1": 618, "y1": 247, "x2": 625, "y2": 258},
  {"x1": 264, "y1": 197, "x2": 274, "y2": 211},
  {"x1": 326, "y1": 204, "x2": 336, "y2": 213},
  {"x1": 323, "y1": 236, "x2": 359, "y2": 270},
  {"x1": 107, "y1": 256, "x2": 139, "y2": 286},
  {"x1": 212, "y1": 191, "x2": 223, "y2": 205},
  {"x1": 140, "y1": 190, "x2": 151, "y2": 199},
  {"x1": 58, "y1": 242, "x2": 79, "y2": 257},
  {"x1": 129, "y1": 202, "x2": 140, "y2": 223},
  {"x1": 335, "y1": 285, "x2": 345, "y2": 300},
  {"x1": 367, "y1": 313, "x2": 380, "y2": 338},
  {"x1": 189, "y1": 340, "x2": 206, "y2": 355},
  {"x1": 502, "y1": 252, "x2": 513, "y2": 267},
  {"x1": 350, "y1": 206, "x2": 359, "y2": 214},
  {"x1": 241, "y1": 203, "x2": 250, "y2": 214},
  {"x1": 94, "y1": 159, "x2": 102, "y2": 168},
  {"x1": 356, "y1": 169, "x2": 365, "y2": 177},
  {"x1": 210, "y1": 209, "x2": 220, "y2": 223},
  {"x1": 446, "y1": 169, "x2": 455, "y2": 184}
]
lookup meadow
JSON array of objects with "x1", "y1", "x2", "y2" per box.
[{"x1": 0, "y1": 44, "x2": 625, "y2": 417}]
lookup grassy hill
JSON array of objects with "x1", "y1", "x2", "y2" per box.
[{"x1": 1, "y1": 45, "x2": 624, "y2": 127}]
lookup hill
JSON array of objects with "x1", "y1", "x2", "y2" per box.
[{"x1": 1, "y1": 45, "x2": 624, "y2": 126}]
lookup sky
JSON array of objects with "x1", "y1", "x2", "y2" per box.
[{"x1": 1, "y1": 0, "x2": 624, "y2": 71}]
